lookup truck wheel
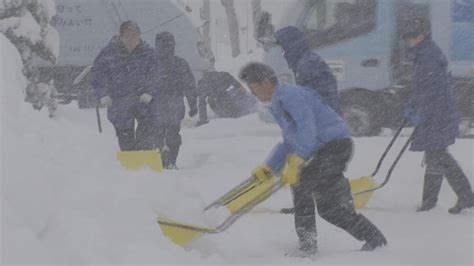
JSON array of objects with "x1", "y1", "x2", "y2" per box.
[
  {"x1": 342, "y1": 105, "x2": 380, "y2": 137},
  {"x1": 458, "y1": 117, "x2": 473, "y2": 138}
]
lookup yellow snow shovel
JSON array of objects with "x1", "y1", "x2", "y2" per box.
[
  {"x1": 350, "y1": 126, "x2": 415, "y2": 208},
  {"x1": 116, "y1": 150, "x2": 163, "y2": 172},
  {"x1": 158, "y1": 177, "x2": 283, "y2": 247}
]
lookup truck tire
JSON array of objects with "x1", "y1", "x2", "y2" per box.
[{"x1": 342, "y1": 105, "x2": 380, "y2": 137}]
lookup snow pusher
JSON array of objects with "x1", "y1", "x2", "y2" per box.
[
  {"x1": 116, "y1": 150, "x2": 163, "y2": 172},
  {"x1": 350, "y1": 126, "x2": 415, "y2": 208},
  {"x1": 158, "y1": 176, "x2": 283, "y2": 247}
]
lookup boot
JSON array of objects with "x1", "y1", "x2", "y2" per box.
[
  {"x1": 442, "y1": 155, "x2": 474, "y2": 214},
  {"x1": 285, "y1": 241, "x2": 318, "y2": 258},
  {"x1": 417, "y1": 173, "x2": 443, "y2": 212},
  {"x1": 361, "y1": 232, "x2": 387, "y2": 251},
  {"x1": 448, "y1": 193, "x2": 474, "y2": 214},
  {"x1": 292, "y1": 214, "x2": 318, "y2": 256},
  {"x1": 347, "y1": 214, "x2": 387, "y2": 251},
  {"x1": 161, "y1": 149, "x2": 170, "y2": 168}
]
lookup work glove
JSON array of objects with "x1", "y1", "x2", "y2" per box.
[
  {"x1": 100, "y1": 96, "x2": 112, "y2": 106},
  {"x1": 252, "y1": 165, "x2": 273, "y2": 182},
  {"x1": 139, "y1": 93, "x2": 153, "y2": 104},
  {"x1": 281, "y1": 154, "x2": 305, "y2": 187},
  {"x1": 188, "y1": 108, "x2": 198, "y2": 117}
]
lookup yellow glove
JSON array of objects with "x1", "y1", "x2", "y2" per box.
[
  {"x1": 281, "y1": 154, "x2": 305, "y2": 186},
  {"x1": 252, "y1": 165, "x2": 273, "y2": 182}
]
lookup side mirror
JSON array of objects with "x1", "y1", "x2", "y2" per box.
[{"x1": 255, "y1": 11, "x2": 277, "y2": 48}]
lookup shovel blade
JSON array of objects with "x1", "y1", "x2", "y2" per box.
[
  {"x1": 157, "y1": 218, "x2": 217, "y2": 247},
  {"x1": 349, "y1": 176, "x2": 378, "y2": 209},
  {"x1": 117, "y1": 150, "x2": 163, "y2": 172}
]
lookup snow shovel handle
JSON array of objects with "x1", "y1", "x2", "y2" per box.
[
  {"x1": 353, "y1": 127, "x2": 416, "y2": 195},
  {"x1": 204, "y1": 176, "x2": 256, "y2": 211},
  {"x1": 377, "y1": 127, "x2": 415, "y2": 189},
  {"x1": 371, "y1": 125, "x2": 404, "y2": 176},
  {"x1": 96, "y1": 104, "x2": 102, "y2": 133},
  {"x1": 215, "y1": 180, "x2": 284, "y2": 233}
]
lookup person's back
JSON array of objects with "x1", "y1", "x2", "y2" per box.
[
  {"x1": 274, "y1": 26, "x2": 340, "y2": 114},
  {"x1": 270, "y1": 84, "x2": 349, "y2": 159}
]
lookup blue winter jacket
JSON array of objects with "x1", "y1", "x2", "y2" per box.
[
  {"x1": 405, "y1": 38, "x2": 459, "y2": 151},
  {"x1": 266, "y1": 83, "x2": 351, "y2": 173},
  {"x1": 91, "y1": 36, "x2": 159, "y2": 126},
  {"x1": 274, "y1": 26, "x2": 341, "y2": 114}
]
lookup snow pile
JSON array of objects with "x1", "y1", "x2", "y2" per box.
[
  {"x1": 0, "y1": 34, "x2": 26, "y2": 118},
  {"x1": 1, "y1": 33, "x2": 56, "y2": 263}
]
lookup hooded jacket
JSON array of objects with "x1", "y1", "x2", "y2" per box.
[
  {"x1": 274, "y1": 26, "x2": 341, "y2": 114},
  {"x1": 152, "y1": 31, "x2": 197, "y2": 125}
]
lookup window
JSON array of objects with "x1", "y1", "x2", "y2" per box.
[{"x1": 304, "y1": 0, "x2": 377, "y2": 48}]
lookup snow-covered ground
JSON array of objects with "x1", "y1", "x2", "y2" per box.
[{"x1": 2, "y1": 34, "x2": 473, "y2": 265}]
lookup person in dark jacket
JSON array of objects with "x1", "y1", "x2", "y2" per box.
[
  {"x1": 239, "y1": 62, "x2": 386, "y2": 257},
  {"x1": 91, "y1": 21, "x2": 159, "y2": 151},
  {"x1": 196, "y1": 71, "x2": 257, "y2": 126},
  {"x1": 274, "y1": 26, "x2": 341, "y2": 114},
  {"x1": 402, "y1": 17, "x2": 474, "y2": 214},
  {"x1": 152, "y1": 31, "x2": 198, "y2": 169}
]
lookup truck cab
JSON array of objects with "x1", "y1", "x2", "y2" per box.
[{"x1": 257, "y1": 0, "x2": 474, "y2": 137}]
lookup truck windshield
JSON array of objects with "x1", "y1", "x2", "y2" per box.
[{"x1": 303, "y1": 0, "x2": 377, "y2": 49}]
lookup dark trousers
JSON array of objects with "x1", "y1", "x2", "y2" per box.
[
  {"x1": 114, "y1": 118, "x2": 156, "y2": 151},
  {"x1": 421, "y1": 149, "x2": 473, "y2": 205},
  {"x1": 154, "y1": 124, "x2": 182, "y2": 167},
  {"x1": 292, "y1": 139, "x2": 385, "y2": 247}
]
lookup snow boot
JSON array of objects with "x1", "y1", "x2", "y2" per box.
[
  {"x1": 165, "y1": 163, "x2": 179, "y2": 170},
  {"x1": 448, "y1": 194, "x2": 474, "y2": 214},
  {"x1": 361, "y1": 232, "x2": 387, "y2": 251},
  {"x1": 285, "y1": 241, "x2": 318, "y2": 258},
  {"x1": 348, "y1": 214, "x2": 387, "y2": 251},
  {"x1": 417, "y1": 173, "x2": 443, "y2": 212},
  {"x1": 161, "y1": 149, "x2": 170, "y2": 168}
]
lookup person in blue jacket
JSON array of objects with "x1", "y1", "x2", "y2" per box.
[
  {"x1": 239, "y1": 62, "x2": 386, "y2": 257},
  {"x1": 152, "y1": 31, "x2": 198, "y2": 169},
  {"x1": 91, "y1": 21, "x2": 159, "y2": 151},
  {"x1": 274, "y1": 26, "x2": 341, "y2": 114},
  {"x1": 402, "y1": 17, "x2": 474, "y2": 214}
]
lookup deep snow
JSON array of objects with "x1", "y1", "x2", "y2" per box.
[{"x1": 2, "y1": 34, "x2": 474, "y2": 265}]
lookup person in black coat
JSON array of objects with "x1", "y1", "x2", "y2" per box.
[
  {"x1": 196, "y1": 71, "x2": 256, "y2": 126},
  {"x1": 402, "y1": 17, "x2": 474, "y2": 214},
  {"x1": 152, "y1": 31, "x2": 198, "y2": 169}
]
